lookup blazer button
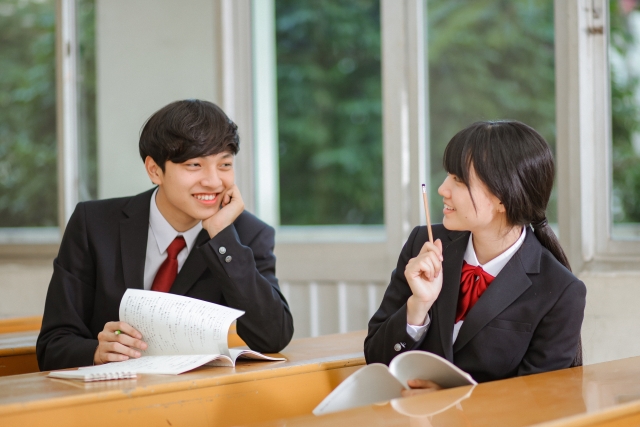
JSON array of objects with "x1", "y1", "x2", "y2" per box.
[
  {"x1": 394, "y1": 343, "x2": 402, "y2": 352},
  {"x1": 225, "y1": 255, "x2": 232, "y2": 263},
  {"x1": 219, "y1": 246, "x2": 227, "y2": 255}
]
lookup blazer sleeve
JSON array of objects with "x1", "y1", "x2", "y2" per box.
[
  {"x1": 517, "y1": 279, "x2": 586, "y2": 376},
  {"x1": 36, "y1": 203, "x2": 99, "y2": 371},
  {"x1": 364, "y1": 226, "x2": 428, "y2": 365},
  {"x1": 199, "y1": 222, "x2": 294, "y2": 353}
]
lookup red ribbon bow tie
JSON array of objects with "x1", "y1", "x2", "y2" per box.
[{"x1": 455, "y1": 261, "x2": 495, "y2": 323}]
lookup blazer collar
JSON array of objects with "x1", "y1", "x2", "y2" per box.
[
  {"x1": 120, "y1": 188, "x2": 156, "y2": 290},
  {"x1": 169, "y1": 229, "x2": 210, "y2": 296},
  {"x1": 452, "y1": 229, "x2": 541, "y2": 353},
  {"x1": 436, "y1": 229, "x2": 469, "y2": 361}
]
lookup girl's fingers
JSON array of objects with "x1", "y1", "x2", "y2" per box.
[
  {"x1": 407, "y1": 379, "x2": 442, "y2": 390},
  {"x1": 418, "y1": 239, "x2": 444, "y2": 260}
]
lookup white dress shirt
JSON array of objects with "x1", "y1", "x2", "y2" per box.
[
  {"x1": 143, "y1": 188, "x2": 204, "y2": 290},
  {"x1": 406, "y1": 226, "x2": 527, "y2": 342}
]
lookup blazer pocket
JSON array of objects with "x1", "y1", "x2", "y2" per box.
[{"x1": 487, "y1": 318, "x2": 532, "y2": 333}]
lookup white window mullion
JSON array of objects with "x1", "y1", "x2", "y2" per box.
[{"x1": 56, "y1": 0, "x2": 79, "y2": 231}]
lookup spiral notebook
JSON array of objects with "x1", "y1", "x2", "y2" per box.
[{"x1": 48, "y1": 369, "x2": 137, "y2": 382}]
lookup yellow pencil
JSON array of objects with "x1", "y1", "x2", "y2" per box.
[{"x1": 422, "y1": 184, "x2": 434, "y2": 244}]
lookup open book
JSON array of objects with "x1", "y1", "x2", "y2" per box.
[
  {"x1": 48, "y1": 289, "x2": 284, "y2": 381},
  {"x1": 313, "y1": 350, "x2": 476, "y2": 415}
]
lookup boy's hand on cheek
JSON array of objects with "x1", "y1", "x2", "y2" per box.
[{"x1": 202, "y1": 185, "x2": 245, "y2": 238}]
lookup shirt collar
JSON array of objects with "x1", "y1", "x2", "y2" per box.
[
  {"x1": 463, "y1": 226, "x2": 527, "y2": 277},
  {"x1": 149, "y1": 187, "x2": 203, "y2": 254}
]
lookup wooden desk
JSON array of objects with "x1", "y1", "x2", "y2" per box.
[
  {"x1": 0, "y1": 331, "x2": 38, "y2": 376},
  {"x1": 0, "y1": 330, "x2": 365, "y2": 427},
  {"x1": 243, "y1": 355, "x2": 640, "y2": 427}
]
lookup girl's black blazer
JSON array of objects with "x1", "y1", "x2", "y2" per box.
[{"x1": 364, "y1": 224, "x2": 586, "y2": 383}]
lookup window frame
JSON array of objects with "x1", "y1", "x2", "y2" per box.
[{"x1": 556, "y1": 0, "x2": 640, "y2": 273}]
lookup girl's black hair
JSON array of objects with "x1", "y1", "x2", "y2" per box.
[
  {"x1": 443, "y1": 120, "x2": 582, "y2": 366},
  {"x1": 139, "y1": 99, "x2": 239, "y2": 171}
]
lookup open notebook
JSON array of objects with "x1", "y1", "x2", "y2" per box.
[
  {"x1": 48, "y1": 290, "x2": 285, "y2": 382},
  {"x1": 313, "y1": 350, "x2": 476, "y2": 415}
]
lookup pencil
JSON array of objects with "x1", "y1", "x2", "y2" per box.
[{"x1": 422, "y1": 184, "x2": 434, "y2": 244}]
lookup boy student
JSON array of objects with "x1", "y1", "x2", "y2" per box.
[{"x1": 37, "y1": 100, "x2": 294, "y2": 370}]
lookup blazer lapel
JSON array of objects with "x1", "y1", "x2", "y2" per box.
[
  {"x1": 436, "y1": 230, "x2": 469, "y2": 362},
  {"x1": 169, "y1": 229, "x2": 211, "y2": 296},
  {"x1": 120, "y1": 188, "x2": 155, "y2": 290},
  {"x1": 452, "y1": 230, "x2": 541, "y2": 353}
]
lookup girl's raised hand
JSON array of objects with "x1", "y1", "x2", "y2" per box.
[{"x1": 404, "y1": 239, "x2": 444, "y2": 326}]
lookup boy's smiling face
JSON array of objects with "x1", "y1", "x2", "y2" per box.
[{"x1": 145, "y1": 151, "x2": 235, "y2": 232}]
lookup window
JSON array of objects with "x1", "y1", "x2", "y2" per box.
[
  {"x1": 426, "y1": 0, "x2": 557, "y2": 226},
  {"x1": 274, "y1": 0, "x2": 383, "y2": 226},
  {"x1": 610, "y1": 0, "x2": 640, "y2": 240},
  {"x1": 0, "y1": 0, "x2": 57, "y2": 230},
  {"x1": 0, "y1": 0, "x2": 96, "y2": 245}
]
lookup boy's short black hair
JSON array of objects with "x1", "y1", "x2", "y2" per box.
[{"x1": 139, "y1": 99, "x2": 239, "y2": 170}]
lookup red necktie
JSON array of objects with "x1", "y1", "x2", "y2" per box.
[
  {"x1": 455, "y1": 261, "x2": 495, "y2": 323},
  {"x1": 151, "y1": 236, "x2": 186, "y2": 293}
]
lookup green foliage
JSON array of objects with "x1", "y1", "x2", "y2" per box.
[
  {"x1": 610, "y1": 1, "x2": 640, "y2": 223},
  {"x1": 0, "y1": 0, "x2": 57, "y2": 227},
  {"x1": 427, "y1": 0, "x2": 556, "y2": 223},
  {"x1": 275, "y1": 0, "x2": 383, "y2": 225}
]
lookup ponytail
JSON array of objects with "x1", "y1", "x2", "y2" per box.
[
  {"x1": 531, "y1": 217, "x2": 571, "y2": 271},
  {"x1": 531, "y1": 218, "x2": 582, "y2": 367}
]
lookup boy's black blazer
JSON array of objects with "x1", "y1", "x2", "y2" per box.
[
  {"x1": 364, "y1": 224, "x2": 586, "y2": 383},
  {"x1": 37, "y1": 188, "x2": 294, "y2": 371}
]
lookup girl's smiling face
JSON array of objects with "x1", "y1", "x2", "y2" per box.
[{"x1": 437, "y1": 163, "x2": 506, "y2": 234}]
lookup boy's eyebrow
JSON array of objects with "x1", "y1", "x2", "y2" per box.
[{"x1": 221, "y1": 153, "x2": 233, "y2": 159}]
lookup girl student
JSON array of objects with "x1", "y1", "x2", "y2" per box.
[{"x1": 364, "y1": 120, "x2": 586, "y2": 391}]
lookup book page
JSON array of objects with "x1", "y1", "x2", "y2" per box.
[
  {"x1": 313, "y1": 364, "x2": 406, "y2": 415},
  {"x1": 389, "y1": 351, "x2": 477, "y2": 389},
  {"x1": 229, "y1": 348, "x2": 286, "y2": 363},
  {"x1": 76, "y1": 354, "x2": 229, "y2": 375},
  {"x1": 119, "y1": 289, "x2": 244, "y2": 356}
]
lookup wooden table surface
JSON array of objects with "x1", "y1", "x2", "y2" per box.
[
  {"x1": 242, "y1": 355, "x2": 640, "y2": 427},
  {"x1": 0, "y1": 330, "x2": 366, "y2": 427}
]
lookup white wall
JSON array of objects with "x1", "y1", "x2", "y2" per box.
[
  {"x1": 581, "y1": 271, "x2": 640, "y2": 365},
  {"x1": 0, "y1": 261, "x2": 51, "y2": 319},
  {"x1": 96, "y1": 0, "x2": 219, "y2": 199}
]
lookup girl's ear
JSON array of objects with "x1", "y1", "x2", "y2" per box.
[{"x1": 497, "y1": 201, "x2": 506, "y2": 213}]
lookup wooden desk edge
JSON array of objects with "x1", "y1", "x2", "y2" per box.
[
  {"x1": 0, "y1": 353, "x2": 365, "y2": 416},
  {"x1": 534, "y1": 399, "x2": 640, "y2": 427},
  {"x1": 0, "y1": 346, "x2": 37, "y2": 358}
]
